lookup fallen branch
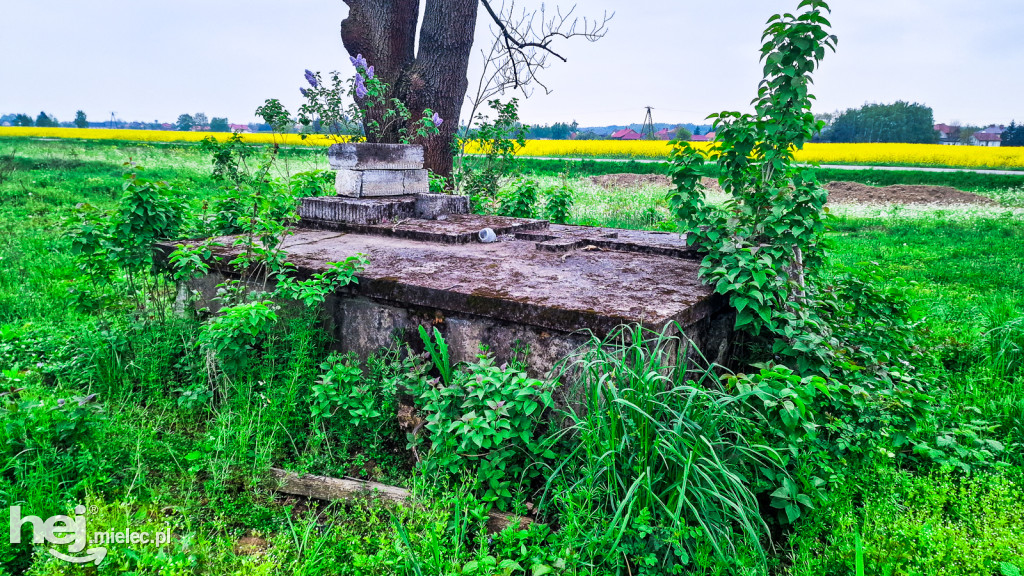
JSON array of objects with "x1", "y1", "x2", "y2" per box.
[{"x1": 269, "y1": 468, "x2": 533, "y2": 534}]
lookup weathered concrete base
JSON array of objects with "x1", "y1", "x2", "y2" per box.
[
  {"x1": 172, "y1": 219, "x2": 732, "y2": 379},
  {"x1": 334, "y1": 169, "x2": 430, "y2": 197},
  {"x1": 182, "y1": 271, "x2": 733, "y2": 380},
  {"x1": 328, "y1": 143, "x2": 424, "y2": 170},
  {"x1": 298, "y1": 194, "x2": 471, "y2": 227}
]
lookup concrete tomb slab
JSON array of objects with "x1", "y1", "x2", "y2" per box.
[{"x1": 167, "y1": 208, "x2": 732, "y2": 376}]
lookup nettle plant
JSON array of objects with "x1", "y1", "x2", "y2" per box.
[
  {"x1": 668, "y1": 0, "x2": 837, "y2": 364},
  {"x1": 262, "y1": 55, "x2": 442, "y2": 143},
  {"x1": 498, "y1": 178, "x2": 539, "y2": 219},
  {"x1": 410, "y1": 327, "x2": 557, "y2": 511},
  {"x1": 543, "y1": 176, "x2": 575, "y2": 224}
]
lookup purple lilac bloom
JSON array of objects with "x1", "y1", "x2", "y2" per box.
[
  {"x1": 355, "y1": 75, "x2": 368, "y2": 99},
  {"x1": 300, "y1": 88, "x2": 308, "y2": 97},
  {"x1": 350, "y1": 54, "x2": 368, "y2": 69},
  {"x1": 304, "y1": 69, "x2": 318, "y2": 88},
  {"x1": 432, "y1": 112, "x2": 443, "y2": 127},
  {"x1": 366, "y1": 65, "x2": 374, "y2": 80}
]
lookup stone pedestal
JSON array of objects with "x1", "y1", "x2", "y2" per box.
[
  {"x1": 319, "y1": 143, "x2": 469, "y2": 226},
  {"x1": 329, "y1": 143, "x2": 430, "y2": 197}
]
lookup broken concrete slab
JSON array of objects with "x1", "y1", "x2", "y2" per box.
[
  {"x1": 335, "y1": 169, "x2": 363, "y2": 197},
  {"x1": 358, "y1": 170, "x2": 409, "y2": 196},
  {"x1": 299, "y1": 196, "x2": 418, "y2": 226},
  {"x1": 328, "y1": 143, "x2": 424, "y2": 170},
  {"x1": 403, "y1": 169, "x2": 429, "y2": 195},
  {"x1": 300, "y1": 194, "x2": 471, "y2": 226},
  {"x1": 413, "y1": 193, "x2": 470, "y2": 220}
]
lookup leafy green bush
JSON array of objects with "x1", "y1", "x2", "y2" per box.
[
  {"x1": 410, "y1": 327, "x2": 556, "y2": 510},
  {"x1": 498, "y1": 178, "x2": 539, "y2": 219},
  {"x1": 311, "y1": 351, "x2": 398, "y2": 439},
  {"x1": 289, "y1": 169, "x2": 334, "y2": 197},
  {"x1": 543, "y1": 183, "x2": 574, "y2": 224},
  {"x1": 459, "y1": 98, "x2": 528, "y2": 206}
]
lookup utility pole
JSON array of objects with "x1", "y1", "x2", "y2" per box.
[
  {"x1": 640, "y1": 106, "x2": 656, "y2": 139},
  {"x1": 109, "y1": 112, "x2": 118, "y2": 129}
]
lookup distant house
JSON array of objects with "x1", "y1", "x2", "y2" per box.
[
  {"x1": 610, "y1": 128, "x2": 642, "y2": 140},
  {"x1": 690, "y1": 132, "x2": 716, "y2": 142},
  {"x1": 160, "y1": 123, "x2": 174, "y2": 130},
  {"x1": 228, "y1": 123, "x2": 252, "y2": 133},
  {"x1": 972, "y1": 125, "x2": 1004, "y2": 147},
  {"x1": 934, "y1": 123, "x2": 960, "y2": 145},
  {"x1": 655, "y1": 128, "x2": 675, "y2": 140}
]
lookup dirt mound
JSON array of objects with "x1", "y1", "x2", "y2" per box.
[
  {"x1": 587, "y1": 173, "x2": 994, "y2": 206},
  {"x1": 825, "y1": 181, "x2": 993, "y2": 206},
  {"x1": 588, "y1": 173, "x2": 672, "y2": 188}
]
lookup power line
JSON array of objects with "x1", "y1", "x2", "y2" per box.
[{"x1": 640, "y1": 106, "x2": 655, "y2": 139}]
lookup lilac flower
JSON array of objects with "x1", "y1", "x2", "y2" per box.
[
  {"x1": 349, "y1": 53, "x2": 367, "y2": 70},
  {"x1": 304, "y1": 69, "x2": 318, "y2": 88},
  {"x1": 300, "y1": 87, "x2": 308, "y2": 97},
  {"x1": 355, "y1": 75, "x2": 368, "y2": 99},
  {"x1": 432, "y1": 112, "x2": 443, "y2": 127},
  {"x1": 366, "y1": 65, "x2": 374, "y2": 80}
]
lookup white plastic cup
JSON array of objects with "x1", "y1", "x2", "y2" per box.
[{"x1": 478, "y1": 228, "x2": 497, "y2": 243}]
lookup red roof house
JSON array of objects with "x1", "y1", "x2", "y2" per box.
[
  {"x1": 610, "y1": 128, "x2": 642, "y2": 140},
  {"x1": 689, "y1": 131, "x2": 716, "y2": 142},
  {"x1": 972, "y1": 125, "x2": 1004, "y2": 147}
]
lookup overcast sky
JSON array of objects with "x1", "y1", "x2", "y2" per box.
[{"x1": 1, "y1": 0, "x2": 1021, "y2": 128}]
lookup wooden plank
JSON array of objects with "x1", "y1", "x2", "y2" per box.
[{"x1": 269, "y1": 468, "x2": 532, "y2": 533}]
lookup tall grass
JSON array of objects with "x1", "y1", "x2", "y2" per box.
[{"x1": 544, "y1": 324, "x2": 780, "y2": 573}]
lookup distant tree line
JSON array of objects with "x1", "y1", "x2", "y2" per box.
[
  {"x1": 1003, "y1": 121, "x2": 1024, "y2": 147},
  {"x1": 821, "y1": 101, "x2": 938, "y2": 144},
  {"x1": 527, "y1": 121, "x2": 578, "y2": 139}
]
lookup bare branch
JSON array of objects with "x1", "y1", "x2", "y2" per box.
[{"x1": 478, "y1": 0, "x2": 613, "y2": 90}]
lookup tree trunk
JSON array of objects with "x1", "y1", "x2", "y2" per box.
[{"x1": 341, "y1": 0, "x2": 478, "y2": 180}]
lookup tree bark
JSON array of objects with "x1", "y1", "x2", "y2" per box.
[{"x1": 341, "y1": 0, "x2": 478, "y2": 180}]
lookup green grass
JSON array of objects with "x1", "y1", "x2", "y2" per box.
[{"x1": 2, "y1": 138, "x2": 1023, "y2": 575}]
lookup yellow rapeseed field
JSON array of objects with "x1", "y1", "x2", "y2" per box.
[
  {"x1": 474, "y1": 140, "x2": 1024, "y2": 170},
  {"x1": 3, "y1": 127, "x2": 1023, "y2": 169},
  {"x1": 0, "y1": 127, "x2": 343, "y2": 147}
]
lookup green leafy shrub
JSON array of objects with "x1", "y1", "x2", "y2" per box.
[
  {"x1": 543, "y1": 183, "x2": 574, "y2": 224},
  {"x1": 410, "y1": 327, "x2": 556, "y2": 510},
  {"x1": 498, "y1": 178, "x2": 539, "y2": 219},
  {"x1": 311, "y1": 351, "x2": 398, "y2": 440},
  {"x1": 197, "y1": 298, "x2": 279, "y2": 374},
  {"x1": 459, "y1": 98, "x2": 528, "y2": 207},
  {"x1": 290, "y1": 169, "x2": 334, "y2": 197},
  {"x1": 199, "y1": 133, "x2": 255, "y2": 184}
]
